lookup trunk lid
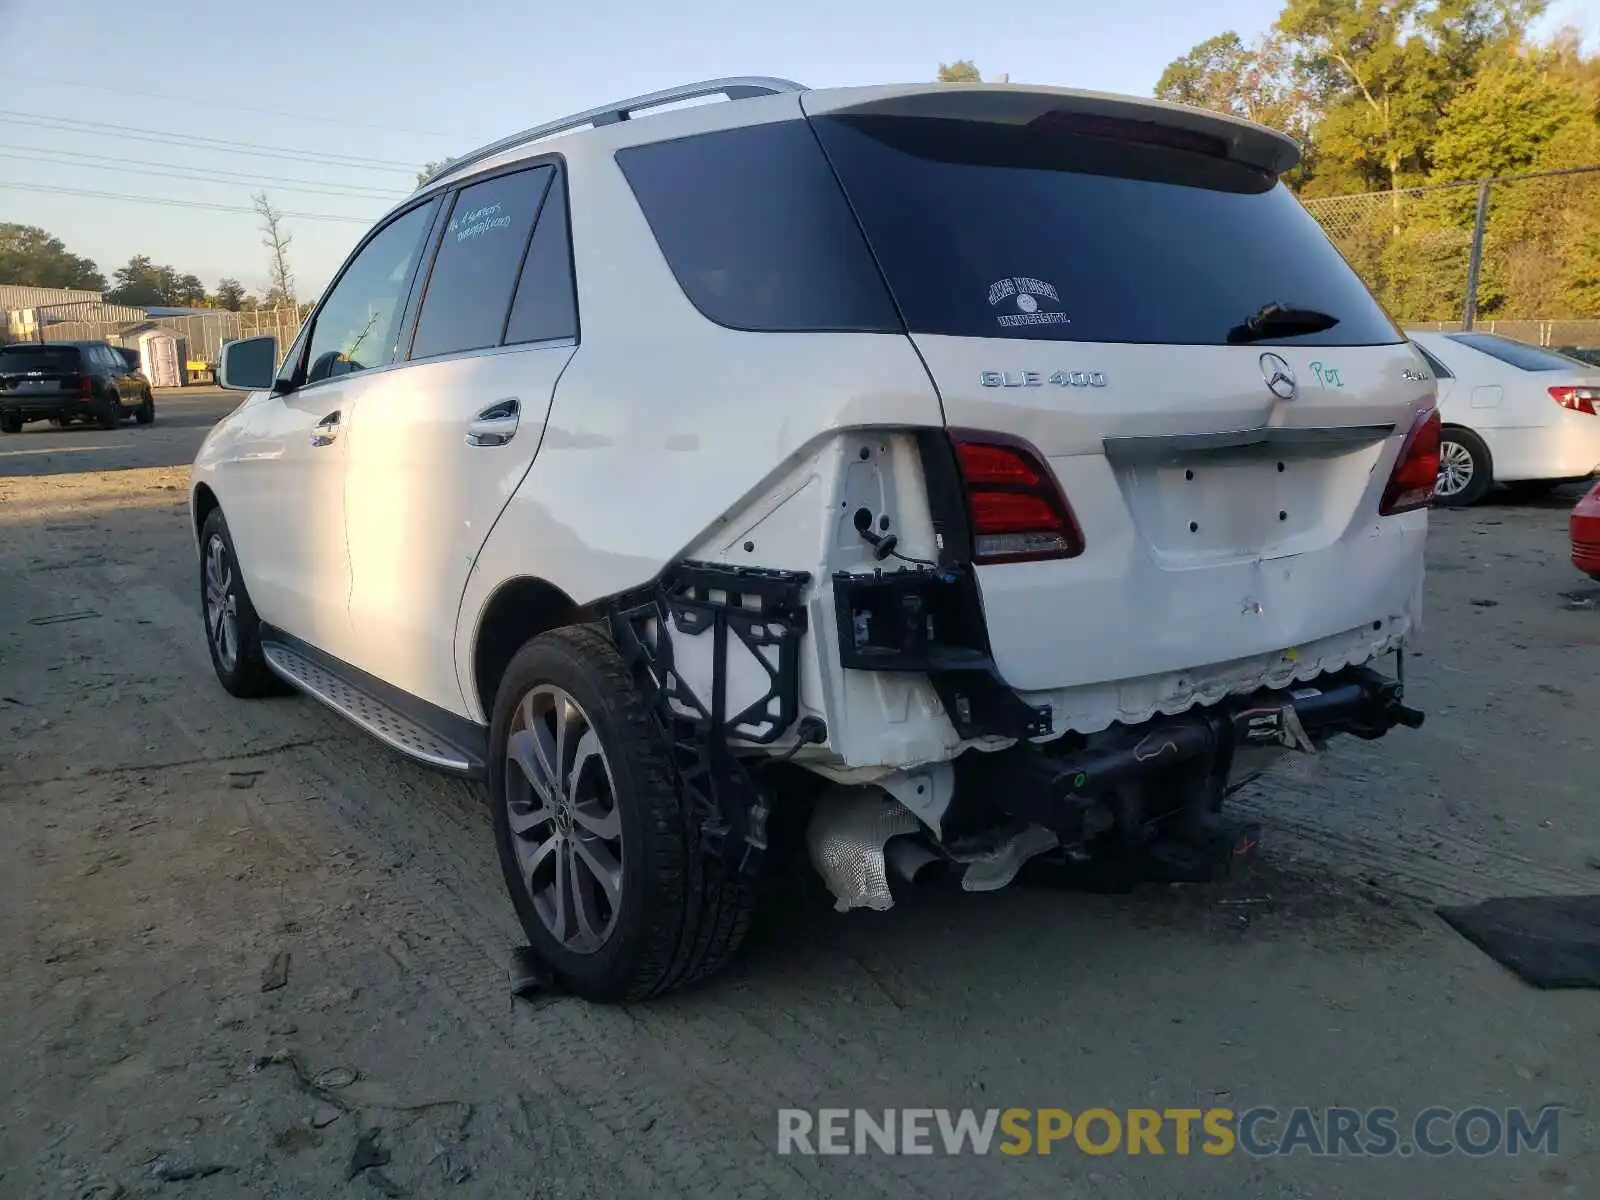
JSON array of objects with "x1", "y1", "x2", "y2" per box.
[{"x1": 805, "y1": 87, "x2": 1432, "y2": 693}]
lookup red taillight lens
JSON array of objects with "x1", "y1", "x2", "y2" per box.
[
  {"x1": 1379, "y1": 407, "x2": 1441, "y2": 515},
  {"x1": 1549, "y1": 386, "x2": 1599, "y2": 415},
  {"x1": 950, "y1": 431, "x2": 1085, "y2": 563},
  {"x1": 77, "y1": 372, "x2": 93, "y2": 398}
]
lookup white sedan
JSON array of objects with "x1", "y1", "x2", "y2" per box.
[{"x1": 1409, "y1": 331, "x2": 1600, "y2": 506}]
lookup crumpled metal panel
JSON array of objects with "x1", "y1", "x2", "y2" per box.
[{"x1": 806, "y1": 787, "x2": 922, "y2": 912}]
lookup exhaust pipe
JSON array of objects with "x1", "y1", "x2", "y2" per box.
[
  {"x1": 885, "y1": 837, "x2": 943, "y2": 885},
  {"x1": 805, "y1": 786, "x2": 923, "y2": 912}
]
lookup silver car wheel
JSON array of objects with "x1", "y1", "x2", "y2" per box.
[
  {"x1": 504, "y1": 684, "x2": 624, "y2": 955},
  {"x1": 203, "y1": 533, "x2": 239, "y2": 672},
  {"x1": 1436, "y1": 439, "x2": 1475, "y2": 498}
]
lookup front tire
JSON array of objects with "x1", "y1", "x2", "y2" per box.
[
  {"x1": 199, "y1": 508, "x2": 283, "y2": 697},
  {"x1": 135, "y1": 392, "x2": 154, "y2": 425},
  {"x1": 1435, "y1": 427, "x2": 1493, "y2": 507},
  {"x1": 490, "y1": 626, "x2": 756, "y2": 1001},
  {"x1": 0, "y1": 412, "x2": 20, "y2": 434}
]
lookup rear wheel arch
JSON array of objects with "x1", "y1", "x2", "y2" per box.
[{"x1": 470, "y1": 576, "x2": 581, "y2": 720}]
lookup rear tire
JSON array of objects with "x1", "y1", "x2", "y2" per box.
[
  {"x1": 96, "y1": 390, "x2": 120, "y2": 430},
  {"x1": 1435, "y1": 427, "x2": 1492, "y2": 507},
  {"x1": 135, "y1": 392, "x2": 154, "y2": 425},
  {"x1": 199, "y1": 508, "x2": 284, "y2": 698},
  {"x1": 490, "y1": 625, "x2": 756, "y2": 1002},
  {"x1": 0, "y1": 413, "x2": 20, "y2": 434}
]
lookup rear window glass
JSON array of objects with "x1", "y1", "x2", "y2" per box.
[
  {"x1": 412, "y1": 165, "x2": 554, "y2": 360},
  {"x1": 615, "y1": 121, "x2": 901, "y2": 334},
  {"x1": 1447, "y1": 333, "x2": 1584, "y2": 372},
  {"x1": 809, "y1": 113, "x2": 1402, "y2": 347},
  {"x1": 0, "y1": 345, "x2": 83, "y2": 371}
]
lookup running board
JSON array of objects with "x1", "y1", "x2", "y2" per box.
[{"x1": 259, "y1": 637, "x2": 487, "y2": 777}]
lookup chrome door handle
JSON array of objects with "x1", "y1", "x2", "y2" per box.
[
  {"x1": 466, "y1": 397, "x2": 519, "y2": 447},
  {"x1": 310, "y1": 410, "x2": 341, "y2": 447}
]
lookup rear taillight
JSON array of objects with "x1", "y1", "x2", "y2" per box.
[
  {"x1": 948, "y1": 429, "x2": 1085, "y2": 563},
  {"x1": 1550, "y1": 386, "x2": 1599, "y2": 415},
  {"x1": 77, "y1": 373, "x2": 93, "y2": 398},
  {"x1": 1379, "y1": 407, "x2": 1441, "y2": 515}
]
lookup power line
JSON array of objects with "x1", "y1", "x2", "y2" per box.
[
  {"x1": 0, "y1": 110, "x2": 419, "y2": 172},
  {"x1": 0, "y1": 181, "x2": 377, "y2": 223},
  {"x1": 0, "y1": 74, "x2": 454, "y2": 139},
  {"x1": 0, "y1": 147, "x2": 411, "y2": 200}
]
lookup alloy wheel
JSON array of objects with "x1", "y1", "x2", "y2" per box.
[
  {"x1": 203, "y1": 534, "x2": 239, "y2": 672},
  {"x1": 1436, "y1": 439, "x2": 1474, "y2": 499},
  {"x1": 504, "y1": 684, "x2": 624, "y2": 954}
]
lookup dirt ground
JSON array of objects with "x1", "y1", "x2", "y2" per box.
[{"x1": 2, "y1": 413, "x2": 1597, "y2": 1199}]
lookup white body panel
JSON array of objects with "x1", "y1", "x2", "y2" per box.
[
  {"x1": 191, "y1": 78, "x2": 1435, "y2": 781},
  {"x1": 197, "y1": 383, "x2": 358, "y2": 661},
  {"x1": 344, "y1": 342, "x2": 575, "y2": 713},
  {"x1": 1412, "y1": 331, "x2": 1600, "y2": 482},
  {"x1": 917, "y1": 336, "x2": 1432, "y2": 698}
]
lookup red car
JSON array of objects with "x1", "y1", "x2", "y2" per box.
[{"x1": 1574, "y1": 480, "x2": 1600, "y2": 581}]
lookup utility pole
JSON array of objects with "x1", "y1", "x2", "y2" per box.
[{"x1": 1460, "y1": 179, "x2": 1491, "y2": 331}]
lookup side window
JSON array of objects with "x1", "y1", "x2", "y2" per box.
[
  {"x1": 303, "y1": 200, "x2": 439, "y2": 387},
  {"x1": 505, "y1": 171, "x2": 578, "y2": 345},
  {"x1": 410, "y1": 166, "x2": 554, "y2": 360},
  {"x1": 615, "y1": 121, "x2": 901, "y2": 333},
  {"x1": 1415, "y1": 344, "x2": 1453, "y2": 380}
]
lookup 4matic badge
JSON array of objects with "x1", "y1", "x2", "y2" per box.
[{"x1": 988, "y1": 276, "x2": 1070, "y2": 328}]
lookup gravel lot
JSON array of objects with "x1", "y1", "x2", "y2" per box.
[{"x1": 2, "y1": 402, "x2": 1596, "y2": 1199}]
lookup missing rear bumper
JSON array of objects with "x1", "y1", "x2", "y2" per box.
[{"x1": 966, "y1": 663, "x2": 1423, "y2": 841}]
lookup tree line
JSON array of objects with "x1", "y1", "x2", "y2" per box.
[
  {"x1": 1152, "y1": 0, "x2": 1600, "y2": 319},
  {"x1": 0, "y1": 223, "x2": 298, "y2": 312},
  {"x1": 1, "y1": 191, "x2": 301, "y2": 314},
  {"x1": 939, "y1": 36, "x2": 1596, "y2": 321}
]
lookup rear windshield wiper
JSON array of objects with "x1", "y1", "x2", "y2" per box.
[{"x1": 1226, "y1": 303, "x2": 1340, "y2": 345}]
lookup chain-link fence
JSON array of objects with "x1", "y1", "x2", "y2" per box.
[
  {"x1": 1303, "y1": 165, "x2": 1600, "y2": 342},
  {"x1": 20, "y1": 305, "x2": 308, "y2": 371}
]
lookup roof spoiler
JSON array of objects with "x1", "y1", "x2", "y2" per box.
[{"x1": 800, "y1": 84, "x2": 1301, "y2": 177}]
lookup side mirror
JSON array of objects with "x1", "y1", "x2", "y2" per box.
[{"x1": 218, "y1": 336, "x2": 278, "y2": 391}]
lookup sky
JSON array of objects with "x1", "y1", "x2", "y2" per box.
[{"x1": 1, "y1": 0, "x2": 1596, "y2": 300}]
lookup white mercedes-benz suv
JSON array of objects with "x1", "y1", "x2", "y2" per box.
[{"x1": 193, "y1": 77, "x2": 1436, "y2": 1001}]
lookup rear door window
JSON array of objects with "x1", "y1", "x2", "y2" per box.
[
  {"x1": 504, "y1": 171, "x2": 578, "y2": 345},
  {"x1": 616, "y1": 121, "x2": 901, "y2": 334},
  {"x1": 411, "y1": 166, "x2": 554, "y2": 360},
  {"x1": 808, "y1": 112, "x2": 1402, "y2": 347},
  {"x1": 1446, "y1": 333, "x2": 1586, "y2": 372}
]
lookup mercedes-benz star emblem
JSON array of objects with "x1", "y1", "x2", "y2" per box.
[{"x1": 1260, "y1": 353, "x2": 1297, "y2": 400}]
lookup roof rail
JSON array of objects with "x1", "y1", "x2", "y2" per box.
[{"x1": 421, "y1": 76, "x2": 809, "y2": 190}]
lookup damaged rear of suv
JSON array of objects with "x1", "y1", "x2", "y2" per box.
[
  {"x1": 603, "y1": 84, "x2": 1434, "y2": 915},
  {"x1": 196, "y1": 78, "x2": 1435, "y2": 1002}
]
